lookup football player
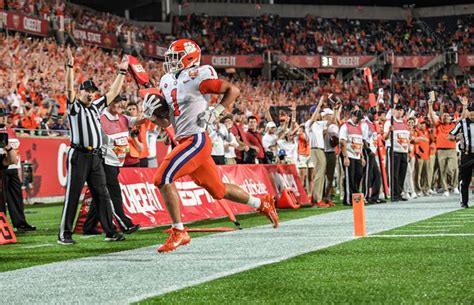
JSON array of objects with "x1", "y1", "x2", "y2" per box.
[{"x1": 143, "y1": 39, "x2": 279, "y2": 253}]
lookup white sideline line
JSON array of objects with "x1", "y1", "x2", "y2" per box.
[
  {"x1": 391, "y1": 229, "x2": 452, "y2": 233},
  {"x1": 21, "y1": 243, "x2": 54, "y2": 249},
  {"x1": 370, "y1": 233, "x2": 474, "y2": 238},
  {"x1": 409, "y1": 225, "x2": 464, "y2": 228}
]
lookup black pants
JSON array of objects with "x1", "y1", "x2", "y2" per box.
[
  {"x1": 0, "y1": 169, "x2": 28, "y2": 227},
  {"x1": 342, "y1": 156, "x2": 363, "y2": 205},
  {"x1": 58, "y1": 149, "x2": 116, "y2": 239},
  {"x1": 83, "y1": 164, "x2": 134, "y2": 233},
  {"x1": 323, "y1": 152, "x2": 336, "y2": 201},
  {"x1": 139, "y1": 158, "x2": 149, "y2": 168},
  {"x1": 387, "y1": 148, "x2": 408, "y2": 200},
  {"x1": 363, "y1": 150, "x2": 382, "y2": 201},
  {"x1": 212, "y1": 155, "x2": 226, "y2": 165},
  {"x1": 459, "y1": 154, "x2": 474, "y2": 205}
]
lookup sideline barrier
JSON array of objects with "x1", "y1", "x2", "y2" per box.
[{"x1": 75, "y1": 164, "x2": 310, "y2": 231}]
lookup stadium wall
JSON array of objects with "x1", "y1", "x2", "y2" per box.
[{"x1": 171, "y1": 3, "x2": 474, "y2": 19}]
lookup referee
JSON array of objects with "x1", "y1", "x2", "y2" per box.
[
  {"x1": 58, "y1": 46, "x2": 129, "y2": 245},
  {"x1": 448, "y1": 98, "x2": 472, "y2": 209}
]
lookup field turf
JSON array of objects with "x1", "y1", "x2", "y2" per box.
[
  {"x1": 0, "y1": 202, "x2": 347, "y2": 272},
  {"x1": 139, "y1": 208, "x2": 474, "y2": 305}
]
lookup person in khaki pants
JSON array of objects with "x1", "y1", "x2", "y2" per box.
[
  {"x1": 305, "y1": 95, "x2": 329, "y2": 207},
  {"x1": 428, "y1": 98, "x2": 459, "y2": 196},
  {"x1": 414, "y1": 119, "x2": 431, "y2": 196}
]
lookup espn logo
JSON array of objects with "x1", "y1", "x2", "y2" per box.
[{"x1": 132, "y1": 64, "x2": 146, "y2": 73}]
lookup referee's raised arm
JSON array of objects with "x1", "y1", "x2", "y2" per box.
[
  {"x1": 104, "y1": 55, "x2": 129, "y2": 106},
  {"x1": 65, "y1": 46, "x2": 76, "y2": 103}
]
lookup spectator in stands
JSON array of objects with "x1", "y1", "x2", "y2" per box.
[
  {"x1": 222, "y1": 114, "x2": 240, "y2": 165},
  {"x1": 245, "y1": 116, "x2": 265, "y2": 164}
]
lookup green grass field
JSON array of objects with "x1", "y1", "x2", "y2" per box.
[
  {"x1": 3, "y1": 203, "x2": 474, "y2": 304},
  {"x1": 140, "y1": 209, "x2": 474, "y2": 305},
  {"x1": 0, "y1": 202, "x2": 348, "y2": 272}
]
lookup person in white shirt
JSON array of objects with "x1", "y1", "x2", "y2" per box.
[
  {"x1": 339, "y1": 109, "x2": 366, "y2": 206},
  {"x1": 383, "y1": 101, "x2": 410, "y2": 202},
  {"x1": 322, "y1": 107, "x2": 340, "y2": 206},
  {"x1": 262, "y1": 121, "x2": 278, "y2": 151},
  {"x1": 208, "y1": 120, "x2": 228, "y2": 165},
  {"x1": 277, "y1": 131, "x2": 297, "y2": 164},
  {"x1": 222, "y1": 115, "x2": 241, "y2": 164},
  {"x1": 305, "y1": 95, "x2": 328, "y2": 207},
  {"x1": 146, "y1": 125, "x2": 160, "y2": 168},
  {"x1": 361, "y1": 107, "x2": 384, "y2": 204}
]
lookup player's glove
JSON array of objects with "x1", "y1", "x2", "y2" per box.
[
  {"x1": 196, "y1": 104, "x2": 226, "y2": 128},
  {"x1": 143, "y1": 93, "x2": 162, "y2": 119}
]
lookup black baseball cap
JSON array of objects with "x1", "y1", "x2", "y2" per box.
[
  {"x1": 352, "y1": 110, "x2": 363, "y2": 119},
  {"x1": 368, "y1": 107, "x2": 377, "y2": 115},
  {"x1": 394, "y1": 104, "x2": 404, "y2": 110},
  {"x1": 232, "y1": 108, "x2": 244, "y2": 115},
  {"x1": 112, "y1": 95, "x2": 127, "y2": 103},
  {"x1": 80, "y1": 80, "x2": 99, "y2": 92}
]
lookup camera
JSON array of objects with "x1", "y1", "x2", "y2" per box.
[
  {"x1": 0, "y1": 132, "x2": 8, "y2": 149},
  {"x1": 130, "y1": 128, "x2": 140, "y2": 137}
]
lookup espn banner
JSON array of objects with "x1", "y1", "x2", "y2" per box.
[
  {"x1": 17, "y1": 137, "x2": 169, "y2": 200},
  {"x1": 75, "y1": 164, "x2": 310, "y2": 231},
  {"x1": 71, "y1": 27, "x2": 118, "y2": 49},
  {"x1": 0, "y1": 10, "x2": 49, "y2": 36}
]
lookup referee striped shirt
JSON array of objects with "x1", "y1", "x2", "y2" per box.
[
  {"x1": 67, "y1": 96, "x2": 107, "y2": 149},
  {"x1": 450, "y1": 118, "x2": 474, "y2": 153}
]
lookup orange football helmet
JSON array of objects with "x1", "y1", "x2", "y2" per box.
[{"x1": 163, "y1": 39, "x2": 201, "y2": 74}]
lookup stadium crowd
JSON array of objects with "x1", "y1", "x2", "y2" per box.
[
  {"x1": 172, "y1": 13, "x2": 474, "y2": 55},
  {"x1": 2, "y1": 0, "x2": 472, "y2": 54}
]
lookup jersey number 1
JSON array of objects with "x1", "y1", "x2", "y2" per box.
[{"x1": 171, "y1": 89, "x2": 181, "y2": 116}]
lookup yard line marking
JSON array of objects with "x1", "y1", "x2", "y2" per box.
[{"x1": 370, "y1": 233, "x2": 474, "y2": 238}]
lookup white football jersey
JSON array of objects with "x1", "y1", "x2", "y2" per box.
[{"x1": 159, "y1": 65, "x2": 218, "y2": 140}]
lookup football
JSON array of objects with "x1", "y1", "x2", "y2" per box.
[{"x1": 152, "y1": 94, "x2": 170, "y2": 118}]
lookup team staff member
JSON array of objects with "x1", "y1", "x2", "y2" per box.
[
  {"x1": 449, "y1": 102, "x2": 474, "y2": 208},
  {"x1": 428, "y1": 96, "x2": 459, "y2": 196},
  {"x1": 339, "y1": 110, "x2": 365, "y2": 206},
  {"x1": 58, "y1": 46, "x2": 129, "y2": 245},
  {"x1": 362, "y1": 107, "x2": 384, "y2": 204},
  {"x1": 306, "y1": 95, "x2": 327, "y2": 207},
  {"x1": 0, "y1": 110, "x2": 36, "y2": 231},
  {"x1": 384, "y1": 100, "x2": 410, "y2": 202},
  {"x1": 83, "y1": 95, "x2": 141, "y2": 235},
  {"x1": 414, "y1": 119, "x2": 431, "y2": 196},
  {"x1": 322, "y1": 107, "x2": 339, "y2": 206}
]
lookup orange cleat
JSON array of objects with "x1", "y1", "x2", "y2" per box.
[
  {"x1": 157, "y1": 227, "x2": 191, "y2": 253},
  {"x1": 312, "y1": 201, "x2": 330, "y2": 208},
  {"x1": 326, "y1": 201, "x2": 336, "y2": 207},
  {"x1": 257, "y1": 195, "x2": 279, "y2": 228}
]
